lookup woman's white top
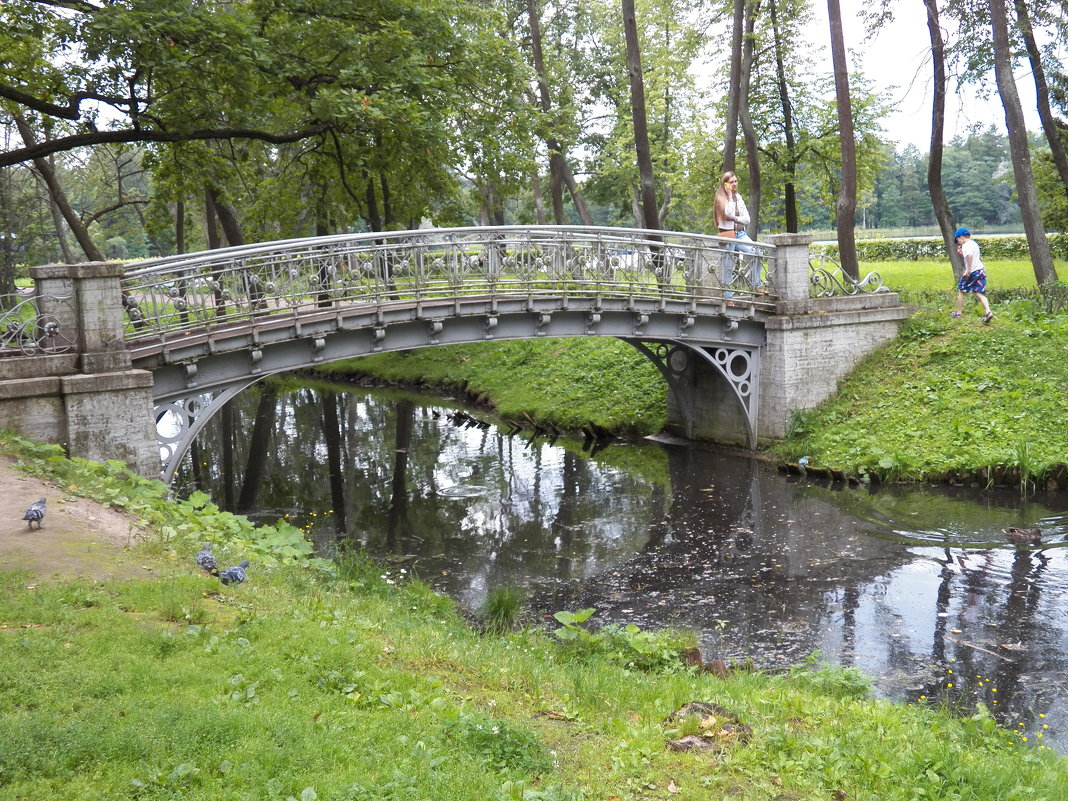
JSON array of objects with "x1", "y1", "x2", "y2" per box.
[{"x1": 719, "y1": 194, "x2": 751, "y2": 232}]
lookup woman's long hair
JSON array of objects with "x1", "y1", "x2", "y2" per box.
[{"x1": 714, "y1": 171, "x2": 737, "y2": 229}]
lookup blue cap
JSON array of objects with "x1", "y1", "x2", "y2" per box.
[{"x1": 954, "y1": 227, "x2": 970, "y2": 238}]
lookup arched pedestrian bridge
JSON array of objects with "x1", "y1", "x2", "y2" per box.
[{"x1": 1, "y1": 225, "x2": 907, "y2": 481}]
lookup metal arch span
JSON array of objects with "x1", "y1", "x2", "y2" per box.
[
  {"x1": 123, "y1": 225, "x2": 778, "y2": 479},
  {"x1": 143, "y1": 299, "x2": 768, "y2": 480},
  {"x1": 628, "y1": 341, "x2": 760, "y2": 448},
  {"x1": 135, "y1": 295, "x2": 768, "y2": 403}
]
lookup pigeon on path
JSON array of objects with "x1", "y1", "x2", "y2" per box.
[
  {"x1": 22, "y1": 498, "x2": 46, "y2": 529},
  {"x1": 195, "y1": 542, "x2": 217, "y2": 574},
  {"x1": 218, "y1": 560, "x2": 249, "y2": 585}
]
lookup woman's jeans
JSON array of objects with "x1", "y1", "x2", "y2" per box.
[{"x1": 721, "y1": 231, "x2": 760, "y2": 298}]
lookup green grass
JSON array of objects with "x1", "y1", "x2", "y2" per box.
[
  {"x1": 868, "y1": 259, "x2": 1049, "y2": 294},
  {"x1": 7, "y1": 558, "x2": 1067, "y2": 800},
  {"x1": 769, "y1": 260, "x2": 1068, "y2": 482},
  {"x1": 315, "y1": 337, "x2": 667, "y2": 435},
  {"x1": 3, "y1": 408, "x2": 1068, "y2": 799}
]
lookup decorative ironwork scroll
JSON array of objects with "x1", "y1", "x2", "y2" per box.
[
  {"x1": 809, "y1": 252, "x2": 887, "y2": 297},
  {"x1": 0, "y1": 292, "x2": 76, "y2": 356}
]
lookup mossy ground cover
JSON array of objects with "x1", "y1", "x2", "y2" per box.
[
  {"x1": 2, "y1": 439, "x2": 1067, "y2": 800},
  {"x1": 773, "y1": 261, "x2": 1068, "y2": 482}
]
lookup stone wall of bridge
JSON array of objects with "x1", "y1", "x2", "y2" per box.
[
  {"x1": 665, "y1": 234, "x2": 911, "y2": 446},
  {"x1": 0, "y1": 262, "x2": 158, "y2": 477},
  {"x1": 665, "y1": 292, "x2": 910, "y2": 446}
]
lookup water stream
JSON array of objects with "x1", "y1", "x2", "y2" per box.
[{"x1": 175, "y1": 382, "x2": 1068, "y2": 751}]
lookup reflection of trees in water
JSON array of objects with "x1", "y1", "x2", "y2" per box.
[
  {"x1": 176, "y1": 382, "x2": 661, "y2": 599},
  {"x1": 913, "y1": 545, "x2": 1056, "y2": 731},
  {"x1": 533, "y1": 444, "x2": 915, "y2": 671}
]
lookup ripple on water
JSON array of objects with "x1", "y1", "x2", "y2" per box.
[{"x1": 437, "y1": 484, "x2": 490, "y2": 499}]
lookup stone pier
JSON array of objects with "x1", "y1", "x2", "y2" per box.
[
  {"x1": 0, "y1": 262, "x2": 159, "y2": 477},
  {"x1": 667, "y1": 234, "x2": 911, "y2": 446}
]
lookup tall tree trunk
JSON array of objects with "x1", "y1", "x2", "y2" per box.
[
  {"x1": 236, "y1": 385, "x2": 277, "y2": 514},
  {"x1": 559, "y1": 159, "x2": 594, "y2": 225},
  {"x1": 622, "y1": 0, "x2": 660, "y2": 232},
  {"x1": 924, "y1": 0, "x2": 964, "y2": 277},
  {"x1": 739, "y1": 1, "x2": 761, "y2": 238},
  {"x1": 989, "y1": 0, "x2": 1058, "y2": 285},
  {"x1": 363, "y1": 169, "x2": 382, "y2": 232},
  {"x1": 723, "y1": 0, "x2": 746, "y2": 172},
  {"x1": 14, "y1": 115, "x2": 103, "y2": 262},
  {"x1": 381, "y1": 174, "x2": 394, "y2": 228},
  {"x1": 206, "y1": 187, "x2": 245, "y2": 246},
  {"x1": 204, "y1": 189, "x2": 229, "y2": 318},
  {"x1": 531, "y1": 170, "x2": 547, "y2": 224},
  {"x1": 175, "y1": 199, "x2": 186, "y2": 254},
  {"x1": 526, "y1": 0, "x2": 566, "y2": 223},
  {"x1": 204, "y1": 189, "x2": 221, "y2": 250},
  {"x1": 0, "y1": 162, "x2": 15, "y2": 296},
  {"x1": 770, "y1": 0, "x2": 799, "y2": 232},
  {"x1": 46, "y1": 189, "x2": 74, "y2": 264},
  {"x1": 1014, "y1": 0, "x2": 1068, "y2": 201},
  {"x1": 827, "y1": 0, "x2": 859, "y2": 279},
  {"x1": 321, "y1": 390, "x2": 347, "y2": 535},
  {"x1": 524, "y1": 10, "x2": 594, "y2": 226}
]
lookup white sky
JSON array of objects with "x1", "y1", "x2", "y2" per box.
[{"x1": 808, "y1": 2, "x2": 1041, "y2": 150}]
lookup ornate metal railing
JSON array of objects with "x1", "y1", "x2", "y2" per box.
[
  {"x1": 809, "y1": 252, "x2": 887, "y2": 297},
  {"x1": 120, "y1": 225, "x2": 777, "y2": 343},
  {"x1": 0, "y1": 291, "x2": 76, "y2": 356}
]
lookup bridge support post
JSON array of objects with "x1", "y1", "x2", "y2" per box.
[
  {"x1": 666, "y1": 234, "x2": 910, "y2": 447},
  {"x1": 0, "y1": 263, "x2": 159, "y2": 477},
  {"x1": 758, "y1": 234, "x2": 910, "y2": 440}
]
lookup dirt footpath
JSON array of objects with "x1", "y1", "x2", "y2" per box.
[{"x1": 0, "y1": 452, "x2": 149, "y2": 581}]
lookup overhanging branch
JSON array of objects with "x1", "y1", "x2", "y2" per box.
[{"x1": 0, "y1": 124, "x2": 333, "y2": 167}]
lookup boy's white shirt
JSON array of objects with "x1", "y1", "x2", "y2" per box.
[{"x1": 962, "y1": 238, "x2": 984, "y2": 273}]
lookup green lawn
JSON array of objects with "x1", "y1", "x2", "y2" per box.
[
  {"x1": 2, "y1": 435, "x2": 1066, "y2": 800},
  {"x1": 867, "y1": 259, "x2": 1050, "y2": 293}
]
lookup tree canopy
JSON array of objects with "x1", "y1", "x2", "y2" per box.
[{"x1": 2, "y1": 0, "x2": 1067, "y2": 284}]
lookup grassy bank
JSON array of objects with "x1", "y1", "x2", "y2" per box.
[
  {"x1": 313, "y1": 337, "x2": 666, "y2": 436},
  {"x1": 315, "y1": 261, "x2": 1068, "y2": 485},
  {"x1": 2, "y1": 436, "x2": 1066, "y2": 799}
]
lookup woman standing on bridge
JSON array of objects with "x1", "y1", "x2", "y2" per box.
[{"x1": 714, "y1": 171, "x2": 761, "y2": 297}]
